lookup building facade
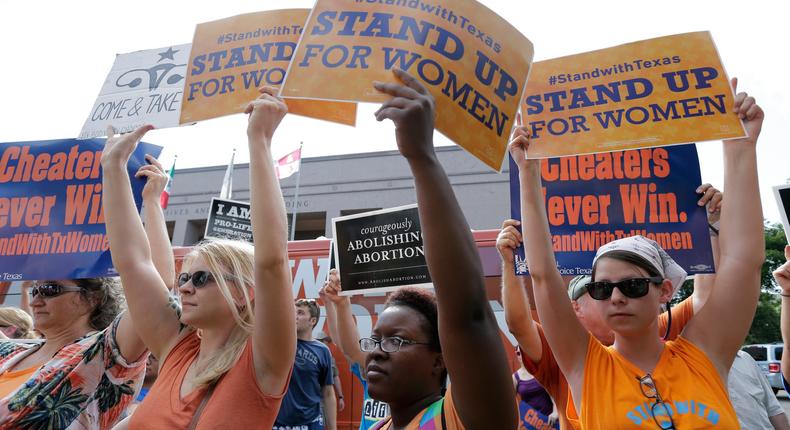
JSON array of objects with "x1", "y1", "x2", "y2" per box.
[{"x1": 163, "y1": 145, "x2": 513, "y2": 246}]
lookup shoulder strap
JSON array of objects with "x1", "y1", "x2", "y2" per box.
[{"x1": 187, "y1": 383, "x2": 217, "y2": 430}]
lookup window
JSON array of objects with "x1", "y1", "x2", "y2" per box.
[
  {"x1": 775, "y1": 346, "x2": 783, "y2": 361},
  {"x1": 743, "y1": 346, "x2": 768, "y2": 362}
]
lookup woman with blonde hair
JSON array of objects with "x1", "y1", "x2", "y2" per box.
[
  {"x1": 0, "y1": 307, "x2": 37, "y2": 339},
  {"x1": 101, "y1": 86, "x2": 296, "y2": 429}
]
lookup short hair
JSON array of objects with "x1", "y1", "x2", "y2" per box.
[
  {"x1": 73, "y1": 277, "x2": 126, "y2": 331},
  {"x1": 295, "y1": 298, "x2": 320, "y2": 328},
  {"x1": 384, "y1": 288, "x2": 440, "y2": 352}
]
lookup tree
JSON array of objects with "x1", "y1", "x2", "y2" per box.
[{"x1": 671, "y1": 223, "x2": 787, "y2": 344}]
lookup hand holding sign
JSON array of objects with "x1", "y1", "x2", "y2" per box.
[
  {"x1": 321, "y1": 269, "x2": 349, "y2": 306},
  {"x1": 773, "y1": 246, "x2": 790, "y2": 294},
  {"x1": 495, "y1": 219, "x2": 522, "y2": 262},
  {"x1": 375, "y1": 69, "x2": 437, "y2": 163},
  {"x1": 101, "y1": 125, "x2": 155, "y2": 168},
  {"x1": 136, "y1": 155, "x2": 169, "y2": 203},
  {"x1": 696, "y1": 183, "x2": 723, "y2": 225},
  {"x1": 245, "y1": 86, "x2": 288, "y2": 145},
  {"x1": 728, "y1": 77, "x2": 764, "y2": 147},
  {"x1": 507, "y1": 126, "x2": 539, "y2": 173}
]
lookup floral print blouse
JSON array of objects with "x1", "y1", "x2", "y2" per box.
[{"x1": 0, "y1": 315, "x2": 146, "y2": 429}]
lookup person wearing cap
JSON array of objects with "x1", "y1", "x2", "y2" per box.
[
  {"x1": 510, "y1": 79, "x2": 763, "y2": 428},
  {"x1": 499, "y1": 211, "x2": 716, "y2": 429}
]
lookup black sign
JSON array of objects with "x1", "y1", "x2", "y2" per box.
[
  {"x1": 332, "y1": 204, "x2": 431, "y2": 295},
  {"x1": 204, "y1": 198, "x2": 252, "y2": 243},
  {"x1": 774, "y1": 184, "x2": 790, "y2": 239}
]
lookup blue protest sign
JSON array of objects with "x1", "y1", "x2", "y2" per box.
[
  {"x1": 0, "y1": 138, "x2": 162, "y2": 280},
  {"x1": 509, "y1": 144, "x2": 713, "y2": 276}
]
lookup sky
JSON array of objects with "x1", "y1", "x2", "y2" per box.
[{"x1": 0, "y1": 0, "x2": 787, "y2": 222}]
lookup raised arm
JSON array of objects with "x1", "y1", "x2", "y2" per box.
[
  {"x1": 497, "y1": 219, "x2": 542, "y2": 363},
  {"x1": 684, "y1": 79, "x2": 765, "y2": 374},
  {"x1": 775, "y1": 247, "x2": 790, "y2": 382},
  {"x1": 322, "y1": 269, "x2": 367, "y2": 367},
  {"x1": 374, "y1": 68, "x2": 517, "y2": 430},
  {"x1": 137, "y1": 155, "x2": 176, "y2": 290},
  {"x1": 508, "y1": 130, "x2": 589, "y2": 389},
  {"x1": 101, "y1": 125, "x2": 175, "y2": 361},
  {"x1": 246, "y1": 87, "x2": 296, "y2": 394}
]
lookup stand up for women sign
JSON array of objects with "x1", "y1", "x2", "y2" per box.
[
  {"x1": 332, "y1": 204, "x2": 430, "y2": 295},
  {"x1": 0, "y1": 139, "x2": 161, "y2": 280},
  {"x1": 281, "y1": 0, "x2": 533, "y2": 171},
  {"x1": 522, "y1": 32, "x2": 746, "y2": 158},
  {"x1": 180, "y1": 9, "x2": 357, "y2": 126},
  {"x1": 509, "y1": 144, "x2": 714, "y2": 276}
]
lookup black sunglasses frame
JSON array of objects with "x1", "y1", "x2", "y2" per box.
[
  {"x1": 177, "y1": 271, "x2": 217, "y2": 288},
  {"x1": 636, "y1": 373, "x2": 676, "y2": 429},
  {"x1": 586, "y1": 276, "x2": 664, "y2": 301},
  {"x1": 31, "y1": 283, "x2": 82, "y2": 298}
]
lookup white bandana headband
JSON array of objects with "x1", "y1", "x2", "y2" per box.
[{"x1": 592, "y1": 235, "x2": 688, "y2": 296}]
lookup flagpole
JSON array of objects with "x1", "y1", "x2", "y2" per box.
[{"x1": 289, "y1": 142, "x2": 304, "y2": 241}]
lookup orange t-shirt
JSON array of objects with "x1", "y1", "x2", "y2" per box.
[
  {"x1": 130, "y1": 331, "x2": 288, "y2": 429},
  {"x1": 0, "y1": 365, "x2": 39, "y2": 398},
  {"x1": 573, "y1": 336, "x2": 738, "y2": 428},
  {"x1": 522, "y1": 297, "x2": 694, "y2": 430}
]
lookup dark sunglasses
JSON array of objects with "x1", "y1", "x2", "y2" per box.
[
  {"x1": 177, "y1": 271, "x2": 218, "y2": 288},
  {"x1": 585, "y1": 277, "x2": 663, "y2": 300},
  {"x1": 31, "y1": 283, "x2": 82, "y2": 298}
]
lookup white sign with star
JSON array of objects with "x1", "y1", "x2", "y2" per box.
[{"x1": 79, "y1": 44, "x2": 192, "y2": 138}]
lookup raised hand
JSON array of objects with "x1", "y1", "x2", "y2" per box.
[
  {"x1": 496, "y1": 219, "x2": 522, "y2": 262},
  {"x1": 374, "y1": 68, "x2": 436, "y2": 163},
  {"x1": 136, "y1": 154, "x2": 169, "y2": 203},
  {"x1": 695, "y1": 183, "x2": 723, "y2": 224},
  {"x1": 774, "y1": 246, "x2": 790, "y2": 293},
  {"x1": 728, "y1": 77, "x2": 764, "y2": 146},
  {"x1": 508, "y1": 126, "x2": 539, "y2": 172},
  {"x1": 101, "y1": 125, "x2": 154, "y2": 168},
  {"x1": 322, "y1": 269, "x2": 349, "y2": 306},
  {"x1": 245, "y1": 86, "x2": 288, "y2": 145}
]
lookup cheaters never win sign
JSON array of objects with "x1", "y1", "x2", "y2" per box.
[
  {"x1": 281, "y1": 0, "x2": 533, "y2": 171},
  {"x1": 0, "y1": 138, "x2": 161, "y2": 280},
  {"x1": 204, "y1": 198, "x2": 252, "y2": 243},
  {"x1": 332, "y1": 204, "x2": 430, "y2": 295}
]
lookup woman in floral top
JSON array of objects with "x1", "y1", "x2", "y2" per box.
[
  {"x1": 0, "y1": 153, "x2": 173, "y2": 429},
  {"x1": 0, "y1": 279, "x2": 148, "y2": 429}
]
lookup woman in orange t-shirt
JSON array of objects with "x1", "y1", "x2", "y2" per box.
[
  {"x1": 101, "y1": 87, "x2": 296, "y2": 429},
  {"x1": 512, "y1": 79, "x2": 764, "y2": 429}
]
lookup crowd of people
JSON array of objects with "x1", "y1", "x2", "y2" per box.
[{"x1": 0, "y1": 69, "x2": 784, "y2": 430}]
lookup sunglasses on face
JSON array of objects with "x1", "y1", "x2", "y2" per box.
[
  {"x1": 177, "y1": 271, "x2": 218, "y2": 288},
  {"x1": 585, "y1": 277, "x2": 664, "y2": 300},
  {"x1": 31, "y1": 283, "x2": 82, "y2": 298}
]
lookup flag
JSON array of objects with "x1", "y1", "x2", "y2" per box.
[
  {"x1": 275, "y1": 146, "x2": 302, "y2": 180},
  {"x1": 220, "y1": 149, "x2": 235, "y2": 199},
  {"x1": 160, "y1": 157, "x2": 176, "y2": 209}
]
